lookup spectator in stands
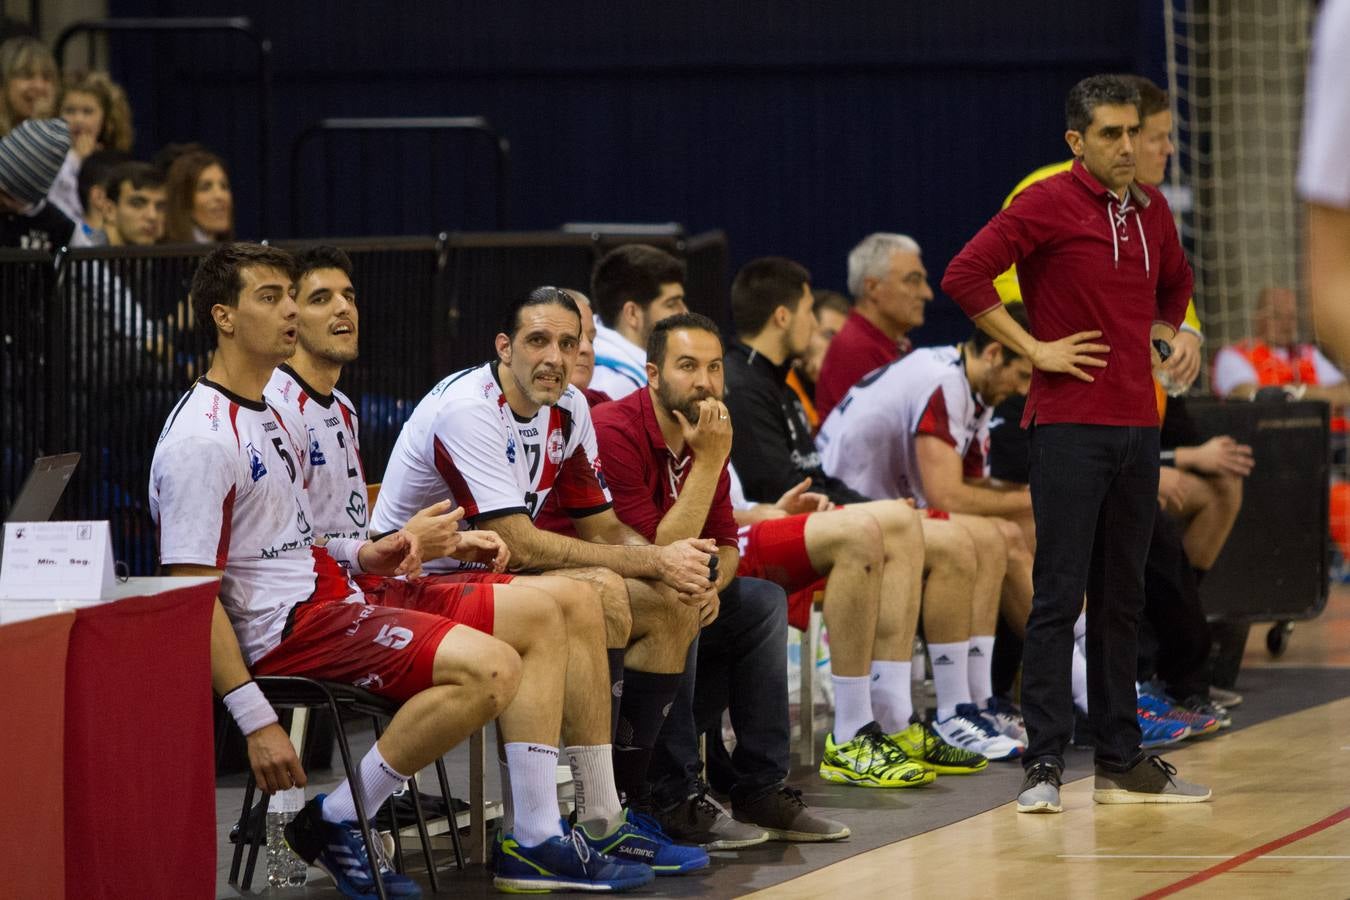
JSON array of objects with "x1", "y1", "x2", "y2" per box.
[
  {"x1": 0, "y1": 117, "x2": 74, "y2": 250},
  {"x1": 724, "y1": 257, "x2": 1024, "y2": 760},
  {"x1": 594, "y1": 311, "x2": 851, "y2": 848},
  {"x1": 993, "y1": 74, "x2": 1207, "y2": 393},
  {"x1": 789, "y1": 288, "x2": 849, "y2": 431},
  {"x1": 67, "y1": 148, "x2": 129, "y2": 247},
  {"x1": 101, "y1": 161, "x2": 167, "y2": 247},
  {"x1": 589, "y1": 244, "x2": 688, "y2": 398},
  {"x1": 0, "y1": 36, "x2": 55, "y2": 135},
  {"x1": 164, "y1": 148, "x2": 234, "y2": 243},
  {"x1": 1212, "y1": 286, "x2": 1350, "y2": 403},
  {"x1": 815, "y1": 233, "x2": 932, "y2": 421},
  {"x1": 49, "y1": 71, "x2": 135, "y2": 223}
]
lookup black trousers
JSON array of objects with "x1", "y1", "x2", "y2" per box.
[
  {"x1": 1024, "y1": 423, "x2": 1159, "y2": 771},
  {"x1": 1137, "y1": 509, "x2": 1213, "y2": 700},
  {"x1": 649, "y1": 577, "x2": 790, "y2": 805}
]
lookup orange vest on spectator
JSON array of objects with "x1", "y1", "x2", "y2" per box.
[{"x1": 1232, "y1": 340, "x2": 1321, "y2": 386}]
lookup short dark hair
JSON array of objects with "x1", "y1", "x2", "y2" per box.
[
  {"x1": 590, "y1": 244, "x2": 687, "y2": 324},
  {"x1": 813, "y1": 289, "x2": 851, "y2": 318},
  {"x1": 293, "y1": 245, "x2": 354, "y2": 285},
  {"x1": 501, "y1": 285, "x2": 581, "y2": 340},
  {"x1": 76, "y1": 148, "x2": 131, "y2": 210},
  {"x1": 731, "y1": 257, "x2": 812, "y2": 338},
  {"x1": 1065, "y1": 75, "x2": 1140, "y2": 134},
  {"x1": 190, "y1": 243, "x2": 296, "y2": 342},
  {"x1": 105, "y1": 161, "x2": 164, "y2": 203},
  {"x1": 970, "y1": 301, "x2": 1031, "y2": 361},
  {"x1": 1118, "y1": 74, "x2": 1169, "y2": 121},
  {"x1": 647, "y1": 312, "x2": 723, "y2": 368}
]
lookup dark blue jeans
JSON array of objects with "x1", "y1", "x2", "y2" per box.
[
  {"x1": 649, "y1": 576, "x2": 790, "y2": 805},
  {"x1": 1024, "y1": 423, "x2": 1159, "y2": 771}
]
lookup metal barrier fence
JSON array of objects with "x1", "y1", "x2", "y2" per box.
[{"x1": 0, "y1": 231, "x2": 729, "y2": 575}]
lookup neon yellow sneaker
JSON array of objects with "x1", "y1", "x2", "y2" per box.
[
  {"x1": 888, "y1": 721, "x2": 988, "y2": 775},
  {"x1": 819, "y1": 722, "x2": 936, "y2": 788}
]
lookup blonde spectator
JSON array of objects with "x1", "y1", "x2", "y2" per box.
[
  {"x1": 0, "y1": 37, "x2": 57, "y2": 134},
  {"x1": 50, "y1": 71, "x2": 135, "y2": 222},
  {"x1": 163, "y1": 149, "x2": 234, "y2": 242}
]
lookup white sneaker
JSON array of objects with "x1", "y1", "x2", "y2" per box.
[
  {"x1": 934, "y1": 704, "x2": 1024, "y2": 760},
  {"x1": 979, "y1": 697, "x2": 1029, "y2": 746}
]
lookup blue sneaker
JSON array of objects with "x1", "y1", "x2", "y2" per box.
[
  {"x1": 1136, "y1": 703, "x2": 1190, "y2": 749},
  {"x1": 493, "y1": 828, "x2": 655, "y2": 893},
  {"x1": 576, "y1": 808, "x2": 710, "y2": 874},
  {"x1": 284, "y1": 793, "x2": 422, "y2": 898}
]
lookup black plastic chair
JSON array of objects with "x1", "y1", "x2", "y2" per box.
[{"x1": 226, "y1": 676, "x2": 465, "y2": 898}]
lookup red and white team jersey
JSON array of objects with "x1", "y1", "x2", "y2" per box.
[
  {"x1": 371, "y1": 362, "x2": 612, "y2": 572},
  {"x1": 266, "y1": 364, "x2": 369, "y2": 540},
  {"x1": 150, "y1": 378, "x2": 361, "y2": 664},
  {"x1": 817, "y1": 346, "x2": 992, "y2": 507}
]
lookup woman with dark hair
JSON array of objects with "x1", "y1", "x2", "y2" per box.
[{"x1": 163, "y1": 149, "x2": 234, "y2": 242}]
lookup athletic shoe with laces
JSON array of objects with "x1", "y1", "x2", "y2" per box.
[
  {"x1": 1137, "y1": 692, "x2": 1218, "y2": 737},
  {"x1": 576, "y1": 807, "x2": 710, "y2": 874},
  {"x1": 634, "y1": 787, "x2": 768, "y2": 850},
  {"x1": 888, "y1": 720, "x2": 988, "y2": 774},
  {"x1": 1093, "y1": 755, "x2": 1212, "y2": 804},
  {"x1": 979, "y1": 696, "x2": 1028, "y2": 745},
  {"x1": 732, "y1": 785, "x2": 850, "y2": 842},
  {"x1": 1179, "y1": 696, "x2": 1232, "y2": 729},
  {"x1": 494, "y1": 828, "x2": 656, "y2": 893},
  {"x1": 933, "y1": 703, "x2": 1024, "y2": 760},
  {"x1": 1016, "y1": 761, "x2": 1063, "y2": 814},
  {"x1": 283, "y1": 793, "x2": 422, "y2": 898},
  {"x1": 1209, "y1": 685, "x2": 1243, "y2": 708},
  {"x1": 1137, "y1": 706, "x2": 1190, "y2": 749},
  {"x1": 820, "y1": 721, "x2": 936, "y2": 788}
]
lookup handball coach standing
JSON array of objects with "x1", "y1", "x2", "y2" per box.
[{"x1": 941, "y1": 74, "x2": 1211, "y2": 813}]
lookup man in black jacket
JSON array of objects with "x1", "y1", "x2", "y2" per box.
[{"x1": 723, "y1": 257, "x2": 1027, "y2": 761}]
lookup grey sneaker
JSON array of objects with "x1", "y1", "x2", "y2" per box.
[
  {"x1": 1016, "y1": 761, "x2": 1063, "y2": 813},
  {"x1": 651, "y1": 788, "x2": 769, "y2": 849},
  {"x1": 1093, "y1": 755, "x2": 1212, "y2": 804},
  {"x1": 1209, "y1": 685, "x2": 1243, "y2": 708},
  {"x1": 733, "y1": 785, "x2": 850, "y2": 842}
]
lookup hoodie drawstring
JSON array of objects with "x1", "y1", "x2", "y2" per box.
[{"x1": 1105, "y1": 194, "x2": 1148, "y2": 275}]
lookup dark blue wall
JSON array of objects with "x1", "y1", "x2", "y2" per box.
[{"x1": 99, "y1": 1, "x2": 1164, "y2": 344}]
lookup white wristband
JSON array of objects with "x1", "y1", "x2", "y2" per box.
[
  {"x1": 324, "y1": 537, "x2": 367, "y2": 574},
  {"x1": 222, "y1": 681, "x2": 278, "y2": 736}
]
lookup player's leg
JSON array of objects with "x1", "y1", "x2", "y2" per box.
[{"x1": 1174, "y1": 470, "x2": 1243, "y2": 570}]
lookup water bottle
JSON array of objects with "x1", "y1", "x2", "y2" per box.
[{"x1": 267, "y1": 787, "x2": 309, "y2": 888}]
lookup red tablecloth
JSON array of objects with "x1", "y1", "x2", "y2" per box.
[{"x1": 0, "y1": 580, "x2": 217, "y2": 899}]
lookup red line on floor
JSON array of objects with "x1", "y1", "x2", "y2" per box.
[{"x1": 1136, "y1": 805, "x2": 1350, "y2": 899}]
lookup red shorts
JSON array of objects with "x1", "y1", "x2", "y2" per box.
[
  {"x1": 737, "y1": 515, "x2": 825, "y2": 631},
  {"x1": 252, "y1": 600, "x2": 458, "y2": 702},
  {"x1": 925, "y1": 507, "x2": 950, "y2": 521},
  {"x1": 353, "y1": 572, "x2": 514, "y2": 636}
]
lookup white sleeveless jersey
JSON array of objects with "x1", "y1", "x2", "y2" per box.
[
  {"x1": 266, "y1": 365, "x2": 369, "y2": 540},
  {"x1": 371, "y1": 361, "x2": 612, "y2": 572},
  {"x1": 150, "y1": 378, "x2": 361, "y2": 665},
  {"x1": 817, "y1": 346, "x2": 992, "y2": 507}
]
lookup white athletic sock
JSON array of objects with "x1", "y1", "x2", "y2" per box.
[
  {"x1": 1073, "y1": 610, "x2": 1088, "y2": 648},
  {"x1": 1071, "y1": 642, "x2": 1089, "y2": 714},
  {"x1": 831, "y1": 674, "x2": 874, "y2": 741},
  {"x1": 967, "y1": 635, "x2": 996, "y2": 708},
  {"x1": 929, "y1": 641, "x2": 973, "y2": 722},
  {"x1": 869, "y1": 660, "x2": 913, "y2": 734},
  {"x1": 565, "y1": 744, "x2": 623, "y2": 833},
  {"x1": 322, "y1": 742, "x2": 409, "y2": 825},
  {"x1": 505, "y1": 742, "x2": 564, "y2": 848},
  {"x1": 497, "y1": 754, "x2": 514, "y2": 832}
]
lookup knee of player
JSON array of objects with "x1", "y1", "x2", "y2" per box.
[
  {"x1": 929, "y1": 524, "x2": 977, "y2": 571},
  {"x1": 470, "y1": 639, "x2": 523, "y2": 713},
  {"x1": 556, "y1": 580, "x2": 606, "y2": 636},
  {"x1": 843, "y1": 511, "x2": 886, "y2": 567}
]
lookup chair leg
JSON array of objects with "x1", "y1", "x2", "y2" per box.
[
  {"x1": 407, "y1": 770, "x2": 441, "y2": 892},
  {"x1": 241, "y1": 773, "x2": 266, "y2": 892},
  {"x1": 332, "y1": 700, "x2": 390, "y2": 900},
  {"x1": 434, "y1": 758, "x2": 466, "y2": 870},
  {"x1": 228, "y1": 772, "x2": 257, "y2": 887}
]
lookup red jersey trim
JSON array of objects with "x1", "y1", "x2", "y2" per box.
[
  {"x1": 915, "y1": 386, "x2": 958, "y2": 448},
  {"x1": 215, "y1": 485, "x2": 237, "y2": 568},
  {"x1": 433, "y1": 435, "x2": 480, "y2": 518}
]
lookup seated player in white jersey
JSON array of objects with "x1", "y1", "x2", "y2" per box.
[
  {"x1": 818, "y1": 302, "x2": 1038, "y2": 746},
  {"x1": 369, "y1": 286, "x2": 719, "y2": 858},
  {"x1": 262, "y1": 248, "x2": 702, "y2": 875},
  {"x1": 725, "y1": 257, "x2": 1024, "y2": 761},
  {"x1": 588, "y1": 244, "x2": 690, "y2": 399},
  {"x1": 151, "y1": 243, "x2": 654, "y2": 897}
]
